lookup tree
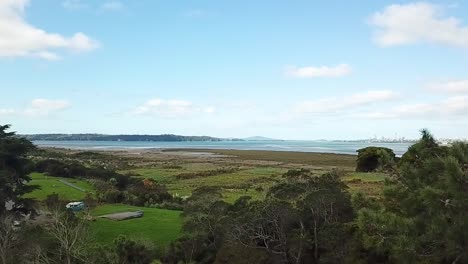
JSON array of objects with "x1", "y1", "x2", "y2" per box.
[
  {"x1": 114, "y1": 235, "x2": 155, "y2": 264},
  {"x1": 0, "y1": 124, "x2": 36, "y2": 214},
  {"x1": 356, "y1": 147, "x2": 396, "y2": 172},
  {"x1": 398, "y1": 128, "x2": 447, "y2": 167},
  {"x1": 228, "y1": 199, "x2": 299, "y2": 264},
  {"x1": 163, "y1": 186, "x2": 227, "y2": 264},
  {"x1": 46, "y1": 209, "x2": 91, "y2": 264},
  {"x1": 357, "y1": 130, "x2": 468, "y2": 263},
  {"x1": 0, "y1": 213, "x2": 49, "y2": 264},
  {"x1": 301, "y1": 172, "x2": 354, "y2": 263},
  {"x1": 0, "y1": 214, "x2": 20, "y2": 264},
  {"x1": 228, "y1": 170, "x2": 355, "y2": 264}
]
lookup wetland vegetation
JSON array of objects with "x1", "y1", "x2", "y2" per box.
[{"x1": 1, "y1": 125, "x2": 467, "y2": 263}]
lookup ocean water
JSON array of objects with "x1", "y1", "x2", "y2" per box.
[{"x1": 33, "y1": 140, "x2": 413, "y2": 156}]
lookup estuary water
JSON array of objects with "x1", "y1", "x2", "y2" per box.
[{"x1": 33, "y1": 140, "x2": 413, "y2": 156}]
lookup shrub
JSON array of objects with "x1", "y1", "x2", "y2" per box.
[
  {"x1": 356, "y1": 147, "x2": 396, "y2": 172},
  {"x1": 114, "y1": 235, "x2": 156, "y2": 264}
]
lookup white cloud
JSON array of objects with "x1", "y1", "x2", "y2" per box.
[
  {"x1": 285, "y1": 64, "x2": 352, "y2": 78},
  {"x1": 101, "y1": 1, "x2": 124, "y2": 11},
  {"x1": 365, "y1": 96, "x2": 468, "y2": 119},
  {"x1": 0, "y1": 108, "x2": 15, "y2": 116},
  {"x1": 203, "y1": 106, "x2": 216, "y2": 114},
  {"x1": 291, "y1": 90, "x2": 398, "y2": 114},
  {"x1": 428, "y1": 80, "x2": 468, "y2": 94},
  {"x1": 0, "y1": 99, "x2": 70, "y2": 117},
  {"x1": 62, "y1": 0, "x2": 87, "y2": 10},
  {"x1": 0, "y1": 0, "x2": 99, "y2": 60},
  {"x1": 132, "y1": 98, "x2": 215, "y2": 118},
  {"x1": 370, "y1": 2, "x2": 468, "y2": 48}
]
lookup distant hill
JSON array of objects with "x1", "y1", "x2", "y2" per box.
[
  {"x1": 23, "y1": 134, "x2": 229, "y2": 142},
  {"x1": 244, "y1": 136, "x2": 282, "y2": 141}
]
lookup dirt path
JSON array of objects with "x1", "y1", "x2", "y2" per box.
[{"x1": 59, "y1": 179, "x2": 86, "y2": 192}]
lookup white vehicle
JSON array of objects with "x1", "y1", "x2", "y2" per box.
[{"x1": 65, "y1": 202, "x2": 85, "y2": 211}]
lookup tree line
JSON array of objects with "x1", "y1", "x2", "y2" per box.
[{"x1": 23, "y1": 134, "x2": 227, "y2": 142}]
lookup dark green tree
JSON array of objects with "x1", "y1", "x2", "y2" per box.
[
  {"x1": 356, "y1": 147, "x2": 396, "y2": 172},
  {"x1": 398, "y1": 128, "x2": 448, "y2": 167},
  {"x1": 357, "y1": 130, "x2": 468, "y2": 263},
  {"x1": 114, "y1": 235, "x2": 155, "y2": 264},
  {"x1": 163, "y1": 186, "x2": 228, "y2": 264},
  {"x1": 0, "y1": 124, "x2": 36, "y2": 214},
  {"x1": 228, "y1": 170, "x2": 355, "y2": 264}
]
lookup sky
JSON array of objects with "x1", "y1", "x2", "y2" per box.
[{"x1": 1, "y1": 0, "x2": 468, "y2": 140}]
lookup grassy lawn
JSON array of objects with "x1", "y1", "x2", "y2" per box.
[
  {"x1": 24, "y1": 172, "x2": 94, "y2": 201},
  {"x1": 90, "y1": 204, "x2": 183, "y2": 247},
  {"x1": 344, "y1": 172, "x2": 388, "y2": 182}
]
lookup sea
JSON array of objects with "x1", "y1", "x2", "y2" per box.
[{"x1": 33, "y1": 140, "x2": 413, "y2": 156}]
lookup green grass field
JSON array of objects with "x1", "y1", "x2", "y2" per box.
[
  {"x1": 90, "y1": 204, "x2": 183, "y2": 247},
  {"x1": 24, "y1": 172, "x2": 94, "y2": 201},
  {"x1": 344, "y1": 172, "x2": 387, "y2": 182},
  {"x1": 344, "y1": 172, "x2": 388, "y2": 197}
]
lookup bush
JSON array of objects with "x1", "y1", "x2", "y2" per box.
[
  {"x1": 114, "y1": 235, "x2": 156, "y2": 264},
  {"x1": 356, "y1": 147, "x2": 396, "y2": 172},
  {"x1": 128, "y1": 178, "x2": 173, "y2": 206},
  {"x1": 149, "y1": 201, "x2": 184, "y2": 211},
  {"x1": 101, "y1": 189, "x2": 125, "y2": 203},
  {"x1": 35, "y1": 158, "x2": 135, "y2": 188}
]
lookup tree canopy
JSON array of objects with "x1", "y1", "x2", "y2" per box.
[
  {"x1": 355, "y1": 146, "x2": 396, "y2": 172},
  {"x1": 0, "y1": 124, "x2": 36, "y2": 214},
  {"x1": 357, "y1": 130, "x2": 468, "y2": 263}
]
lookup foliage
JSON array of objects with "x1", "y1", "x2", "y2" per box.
[
  {"x1": 0, "y1": 124, "x2": 37, "y2": 214},
  {"x1": 227, "y1": 170, "x2": 355, "y2": 263},
  {"x1": 165, "y1": 170, "x2": 355, "y2": 264},
  {"x1": 129, "y1": 178, "x2": 173, "y2": 207},
  {"x1": 46, "y1": 208, "x2": 92, "y2": 264},
  {"x1": 163, "y1": 186, "x2": 228, "y2": 263},
  {"x1": 398, "y1": 128, "x2": 448, "y2": 167},
  {"x1": 357, "y1": 130, "x2": 468, "y2": 263},
  {"x1": 34, "y1": 158, "x2": 134, "y2": 189},
  {"x1": 25, "y1": 133, "x2": 222, "y2": 142},
  {"x1": 114, "y1": 235, "x2": 156, "y2": 264},
  {"x1": 355, "y1": 146, "x2": 396, "y2": 172}
]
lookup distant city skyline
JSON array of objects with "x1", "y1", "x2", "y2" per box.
[{"x1": 1, "y1": 1, "x2": 468, "y2": 140}]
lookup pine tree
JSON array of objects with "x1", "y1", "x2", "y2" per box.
[
  {"x1": 0, "y1": 124, "x2": 36, "y2": 215},
  {"x1": 357, "y1": 130, "x2": 468, "y2": 263}
]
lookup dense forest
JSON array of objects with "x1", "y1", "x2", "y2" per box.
[
  {"x1": 23, "y1": 134, "x2": 230, "y2": 142},
  {"x1": 1, "y1": 125, "x2": 467, "y2": 263}
]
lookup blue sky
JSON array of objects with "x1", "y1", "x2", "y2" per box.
[{"x1": 1, "y1": 0, "x2": 468, "y2": 139}]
